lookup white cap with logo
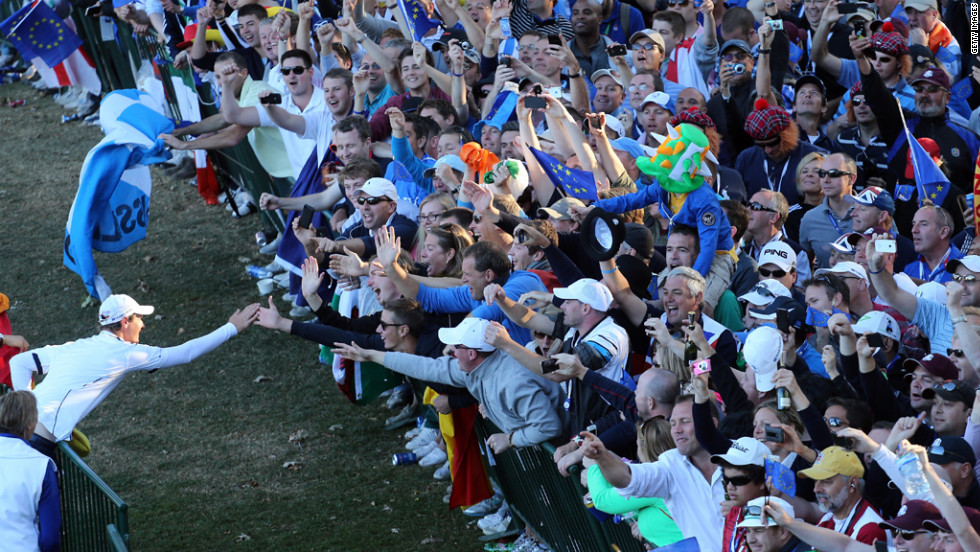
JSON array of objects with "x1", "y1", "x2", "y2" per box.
[
  {"x1": 358, "y1": 177, "x2": 398, "y2": 200},
  {"x1": 553, "y1": 278, "x2": 614, "y2": 312},
  {"x1": 711, "y1": 436, "x2": 769, "y2": 467},
  {"x1": 737, "y1": 496, "x2": 797, "y2": 528},
  {"x1": 758, "y1": 241, "x2": 796, "y2": 272},
  {"x1": 99, "y1": 294, "x2": 154, "y2": 326},
  {"x1": 437, "y1": 318, "x2": 495, "y2": 352},
  {"x1": 852, "y1": 310, "x2": 900, "y2": 341}
]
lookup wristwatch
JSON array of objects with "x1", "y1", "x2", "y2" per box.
[
  {"x1": 569, "y1": 69, "x2": 583, "y2": 79},
  {"x1": 952, "y1": 315, "x2": 969, "y2": 325}
]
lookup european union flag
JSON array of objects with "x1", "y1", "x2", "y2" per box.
[
  {"x1": 906, "y1": 128, "x2": 951, "y2": 207},
  {"x1": 528, "y1": 146, "x2": 598, "y2": 201},
  {"x1": 765, "y1": 457, "x2": 797, "y2": 497},
  {"x1": 396, "y1": 0, "x2": 440, "y2": 42},
  {"x1": 949, "y1": 77, "x2": 973, "y2": 120},
  {"x1": 0, "y1": 1, "x2": 82, "y2": 68}
]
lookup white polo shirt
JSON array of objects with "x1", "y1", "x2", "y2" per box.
[
  {"x1": 280, "y1": 89, "x2": 325, "y2": 179},
  {"x1": 10, "y1": 324, "x2": 238, "y2": 441}
]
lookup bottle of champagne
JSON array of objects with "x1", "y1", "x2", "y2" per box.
[
  {"x1": 684, "y1": 311, "x2": 699, "y2": 365},
  {"x1": 776, "y1": 348, "x2": 791, "y2": 410}
]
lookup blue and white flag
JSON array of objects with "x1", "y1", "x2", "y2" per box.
[{"x1": 64, "y1": 90, "x2": 173, "y2": 300}]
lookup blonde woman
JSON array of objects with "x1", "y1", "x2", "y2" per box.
[{"x1": 784, "y1": 152, "x2": 825, "y2": 243}]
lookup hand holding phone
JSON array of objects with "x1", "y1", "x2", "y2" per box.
[
  {"x1": 298, "y1": 204, "x2": 316, "y2": 229},
  {"x1": 691, "y1": 358, "x2": 711, "y2": 376},
  {"x1": 764, "y1": 424, "x2": 785, "y2": 443},
  {"x1": 875, "y1": 239, "x2": 896, "y2": 253},
  {"x1": 260, "y1": 93, "x2": 283, "y2": 105},
  {"x1": 541, "y1": 358, "x2": 559, "y2": 373}
]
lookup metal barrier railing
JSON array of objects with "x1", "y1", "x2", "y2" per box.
[
  {"x1": 476, "y1": 418, "x2": 647, "y2": 552},
  {"x1": 57, "y1": 442, "x2": 130, "y2": 552}
]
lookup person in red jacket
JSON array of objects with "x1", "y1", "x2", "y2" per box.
[{"x1": 798, "y1": 446, "x2": 887, "y2": 545}]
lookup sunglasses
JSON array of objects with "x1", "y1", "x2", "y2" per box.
[
  {"x1": 281, "y1": 66, "x2": 309, "y2": 76},
  {"x1": 379, "y1": 321, "x2": 405, "y2": 329},
  {"x1": 631, "y1": 43, "x2": 660, "y2": 52},
  {"x1": 892, "y1": 530, "x2": 928, "y2": 540},
  {"x1": 759, "y1": 267, "x2": 789, "y2": 278},
  {"x1": 748, "y1": 201, "x2": 778, "y2": 213},
  {"x1": 723, "y1": 475, "x2": 757, "y2": 487},
  {"x1": 952, "y1": 274, "x2": 979, "y2": 283},
  {"x1": 932, "y1": 381, "x2": 960, "y2": 392},
  {"x1": 824, "y1": 416, "x2": 845, "y2": 428},
  {"x1": 357, "y1": 196, "x2": 389, "y2": 206},
  {"x1": 851, "y1": 97, "x2": 867, "y2": 106},
  {"x1": 817, "y1": 169, "x2": 853, "y2": 178},
  {"x1": 948, "y1": 349, "x2": 965, "y2": 358},
  {"x1": 748, "y1": 285, "x2": 775, "y2": 298}
]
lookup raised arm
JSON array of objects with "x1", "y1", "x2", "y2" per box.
[
  {"x1": 865, "y1": 233, "x2": 919, "y2": 321},
  {"x1": 811, "y1": 0, "x2": 843, "y2": 79},
  {"x1": 484, "y1": 283, "x2": 557, "y2": 334},
  {"x1": 754, "y1": 21, "x2": 779, "y2": 106}
]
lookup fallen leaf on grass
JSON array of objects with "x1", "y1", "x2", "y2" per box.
[
  {"x1": 288, "y1": 429, "x2": 309, "y2": 444},
  {"x1": 177, "y1": 327, "x2": 185, "y2": 334},
  {"x1": 253, "y1": 375, "x2": 273, "y2": 383},
  {"x1": 391, "y1": 528, "x2": 400, "y2": 534},
  {"x1": 282, "y1": 461, "x2": 302, "y2": 470},
  {"x1": 420, "y1": 538, "x2": 443, "y2": 544},
  {"x1": 383, "y1": 505, "x2": 392, "y2": 512},
  {"x1": 235, "y1": 534, "x2": 251, "y2": 542},
  {"x1": 328, "y1": 424, "x2": 343, "y2": 431}
]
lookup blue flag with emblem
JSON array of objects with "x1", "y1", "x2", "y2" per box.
[
  {"x1": 0, "y1": 1, "x2": 82, "y2": 68},
  {"x1": 396, "y1": 0, "x2": 440, "y2": 42},
  {"x1": 905, "y1": 126, "x2": 951, "y2": 207},
  {"x1": 64, "y1": 90, "x2": 173, "y2": 300},
  {"x1": 765, "y1": 457, "x2": 797, "y2": 497},
  {"x1": 528, "y1": 147, "x2": 598, "y2": 201},
  {"x1": 949, "y1": 77, "x2": 973, "y2": 120}
]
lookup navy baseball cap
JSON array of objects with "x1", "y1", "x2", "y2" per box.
[{"x1": 845, "y1": 186, "x2": 895, "y2": 215}]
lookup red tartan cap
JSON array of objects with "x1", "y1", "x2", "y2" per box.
[
  {"x1": 744, "y1": 99, "x2": 792, "y2": 141},
  {"x1": 669, "y1": 107, "x2": 716, "y2": 130},
  {"x1": 870, "y1": 31, "x2": 909, "y2": 57}
]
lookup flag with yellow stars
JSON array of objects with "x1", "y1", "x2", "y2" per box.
[
  {"x1": 528, "y1": 146, "x2": 598, "y2": 201},
  {"x1": 1, "y1": 1, "x2": 82, "y2": 68},
  {"x1": 905, "y1": 127, "x2": 950, "y2": 208},
  {"x1": 396, "y1": 0, "x2": 440, "y2": 42}
]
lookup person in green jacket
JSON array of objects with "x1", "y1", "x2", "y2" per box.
[{"x1": 585, "y1": 416, "x2": 684, "y2": 548}]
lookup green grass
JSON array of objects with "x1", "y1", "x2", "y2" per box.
[{"x1": 0, "y1": 81, "x2": 477, "y2": 551}]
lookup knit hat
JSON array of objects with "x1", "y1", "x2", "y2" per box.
[{"x1": 745, "y1": 99, "x2": 792, "y2": 141}]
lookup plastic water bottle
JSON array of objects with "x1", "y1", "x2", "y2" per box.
[
  {"x1": 896, "y1": 452, "x2": 930, "y2": 499},
  {"x1": 246, "y1": 265, "x2": 274, "y2": 279}
]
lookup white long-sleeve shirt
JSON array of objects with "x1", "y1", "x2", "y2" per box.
[
  {"x1": 10, "y1": 323, "x2": 238, "y2": 441},
  {"x1": 618, "y1": 449, "x2": 725, "y2": 552}
]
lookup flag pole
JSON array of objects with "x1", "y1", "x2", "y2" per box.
[
  {"x1": 3, "y1": 0, "x2": 43, "y2": 38},
  {"x1": 895, "y1": 96, "x2": 928, "y2": 205}
]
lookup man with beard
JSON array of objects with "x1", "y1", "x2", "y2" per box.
[{"x1": 799, "y1": 446, "x2": 886, "y2": 544}]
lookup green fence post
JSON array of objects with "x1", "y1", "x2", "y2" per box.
[{"x1": 56, "y1": 442, "x2": 130, "y2": 552}]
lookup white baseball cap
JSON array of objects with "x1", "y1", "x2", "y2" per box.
[
  {"x1": 423, "y1": 154, "x2": 466, "y2": 178},
  {"x1": 737, "y1": 496, "x2": 796, "y2": 528},
  {"x1": 554, "y1": 278, "x2": 614, "y2": 312},
  {"x1": 358, "y1": 177, "x2": 398, "y2": 200},
  {"x1": 738, "y1": 280, "x2": 792, "y2": 306},
  {"x1": 99, "y1": 294, "x2": 154, "y2": 326},
  {"x1": 437, "y1": 318, "x2": 495, "y2": 352},
  {"x1": 852, "y1": 310, "x2": 901, "y2": 342},
  {"x1": 815, "y1": 261, "x2": 868, "y2": 284},
  {"x1": 711, "y1": 436, "x2": 769, "y2": 467},
  {"x1": 743, "y1": 325, "x2": 784, "y2": 392},
  {"x1": 947, "y1": 256, "x2": 980, "y2": 274},
  {"x1": 758, "y1": 241, "x2": 796, "y2": 272},
  {"x1": 915, "y1": 281, "x2": 947, "y2": 305}
]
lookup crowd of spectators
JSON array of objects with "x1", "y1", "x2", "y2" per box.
[{"x1": 11, "y1": 0, "x2": 980, "y2": 548}]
